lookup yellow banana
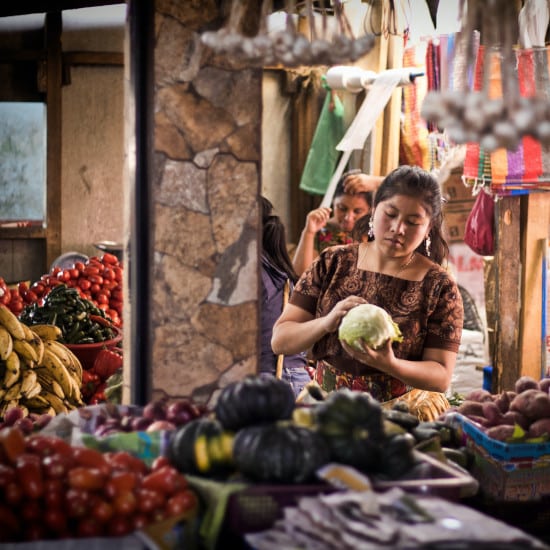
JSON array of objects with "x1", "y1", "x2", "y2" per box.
[
  {"x1": 28, "y1": 324, "x2": 62, "y2": 341},
  {"x1": 0, "y1": 325, "x2": 13, "y2": 361},
  {"x1": 20, "y1": 369, "x2": 40, "y2": 399},
  {"x1": 2, "y1": 351, "x2": 21, "y2": 389},
  {"x1": 4, "y1": 381, "x2": 22, "y2": 401},
  {"x1": 61, "y1": 346, "x2": 83, "y2": 383},
  {"x1": 39, "y1": 349, "x2": 74, "y2": 399},
  {"x1": 13, "y1": 339, "x2": 39, "y2": 365},
  {"x1": 28, "y1": 331, "x2": 45, "y2": 364},
  {"x1": 0, "y1": 305, "x2": 26, "y2": 340},
  {"x1": 40, "y1": 391, "x2": 69, "y2": 414},
  {"x1": 20, "y1": 322, "x2": 35, "y2": 342},
  {"x1": 34, "y1": 368, "x2": 65, "y2": 399},
  {"x1": 23, "y1": 394, "x2": 50, "y2": 410}
]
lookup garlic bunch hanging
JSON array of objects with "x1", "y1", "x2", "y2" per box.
[
  {"x1": 200, "y1": 0, "x2": 375, "y2": 68},
  {"x1": 421, "y1": 91, "x2": 550, "y2": 151}
]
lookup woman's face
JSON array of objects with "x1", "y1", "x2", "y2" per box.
[
  {"x1": 332, "y1": 194, "x2": 370, "y2": 232},
  {"x1": 372, "y1": 194, "x2": 431, "y2": 257}
]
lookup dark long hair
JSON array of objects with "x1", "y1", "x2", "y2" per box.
[
  {"x1": 333, "y1": 170, "x2": 373, "y2": 209},
  {"x1": 261, "y1": 197, "x2": 299, "y2": 284},
  {"x1": 371, "y1": 165, "x2": 449, "y2": 265}
]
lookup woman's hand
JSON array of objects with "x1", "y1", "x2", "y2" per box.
[
  {"x1": 343, "y1": 173, "x2": 382, "y2": 194},
  {"x1": 321, "y1": 296, "x2": 368, "y2": 335},
  {"x1": 340, "y1": 338, "x2": 396, "y2": 374},
  {"x1": 304, "y1": 207, "x2": 331, "y2": 234}
]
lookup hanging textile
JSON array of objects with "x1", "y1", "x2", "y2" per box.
[
  {"x1": 400, "y1": 46, "x2": 429, "y2": 169},
  {"x1": 463, "y1": 45, "x2": 550, "y2": 195}
]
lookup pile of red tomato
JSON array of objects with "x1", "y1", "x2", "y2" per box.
[
  {"x1": 0, "y1": 426, "x2": 197, "y2": 542},
  {"x1": 2, "y1": 252, "x2": 123, "y2": 327}
]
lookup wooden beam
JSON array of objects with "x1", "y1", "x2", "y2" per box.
[
  {"x1": 519, "y1": 193, "x2": 550, "y2": 380},
  {"x1": 493, "y1": 197, "x2": 522, "y2": 392},
  {"x1": 45, "y1": 12, "x2": 62, "y2": 270},
  {"x1": 63, "y1": 51, "x2": 123, "y2": 66},
  {"x1": 0, "y1": 1, "x2": 123, "y2": 17}
]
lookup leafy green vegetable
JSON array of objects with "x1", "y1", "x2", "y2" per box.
[{"x1": 338, "y1": 303, "x2": 403, "y2": 351}]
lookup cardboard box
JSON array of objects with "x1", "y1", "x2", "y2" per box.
[
  {"x1": 443, "y1": 209, "x2": 472, "y2": 243},
  {"x1": 449, "y1": 413, "x2": 550, "y2": 502},
  {"x1": 442, "y1": 173, "x2": 475, "y2": 203}
]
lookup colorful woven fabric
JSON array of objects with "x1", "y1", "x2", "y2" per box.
[{"x1": 463, "y1": 45, "x2": 550, "y2": 194}]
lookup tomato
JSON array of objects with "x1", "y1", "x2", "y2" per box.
[
  {"x1": 165, "y1": 489, "x2": 198, "y2": 517},
  {"x1": 141, "y1": 465, "x2": 186, "y2": 495},
  {"x1": 71, "y1": 446, "x2": 111, "y2": 477},
  {"x1": 112, "y1": 489, "x2": 137, "y2": 516},
  {"x1": 106, "y1": 450, "x2": 148, "y2": 475},
  {"x1": 64, "y1": 488, "x2": 92, "y2": 518},
  {"x1": 88, "y1": 274, "x2": 104, "y2": 285},
  {"x1": 132, "y1": 513, "x2": 150, "y2": 530},
  {"x1": 104, "y1": 470, "x2": 139, "y2": 498},
  {"x1": 21, "y1": 499, "x2": 42, "y2": 521},
  {"x1": 68, "y1": 466, "x2": 106, "y2": 490},
  {"x1": 102, "y1": 252, "x2": 119, "y2": 265},
  {"x1": 151, "y1": 455, "x2": 171, "y2": 471},
  {"x1": 113, "y1": 266, "x2": 123, "y2": 282},
  {"x1": 0, "y1": 426, "x2": 26, "y2": 464},
  {"x1": 77, "y1": 516, "x2": 104, "y2": 538},
  {"x1": 23, "y1": 522, "x2": 46, "y2": 542},
  {"x1": 96, "y1": 292, "x2": 109, "y2": 305},
  {"x1": 107, "y1": 515, "x2": 133, "y2": 537},
  {"x1": 44, "y1": 507, "x2": 68, "y2": 535},
  {"x1": 0, "y1": 463, "x2": 15, "y2": 487},
  {"x1": 42, "y1": 452, "x2": 74, "y2": 479},
  {"x1": 136, "y1": 487, "x2": 165, "y2": 514},
  {"x1": 78, "y1": 278, "x2": 92, "y2": 291},
  {"x1": 57, "y1": 270, "x2": 71, "y2": 282},
  {"x1": 43, "y1": 478, "x2": 64, "y2": 508},
  {"x1": 92, "y1": 498, "x2": 115, "y2": 524},
  {"x1": 27, "y1": 434, "x2": 73, "y2": 458},
  {"x1": 90, "y1": 283, "x2": 101, "y2": 294},
  {"x1": 17, "y1": 281, "x2": 29, "y2": 293},
  {"x1": 4, "y1": 481, "x2": 23, "y2": 505},
  {"x1": 15, "y1": 453, "x2": 43, "y2": 499},
  {"x1": 84, "y1": 265, "x2": 100, "y2": 276}
]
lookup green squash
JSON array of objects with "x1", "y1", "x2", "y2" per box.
[
  {"x1": 233, "y1": 423, "x2": 330, "y2": 484},
  {"x1": 214, "y1": 375, "x2": 296, "y2": 431},
  {"x1": 168, "y1": 417, "x2": 234, "y2": 478},
  {"x1": 314, "y1": 388, "x2": 385, "y2": 472}
]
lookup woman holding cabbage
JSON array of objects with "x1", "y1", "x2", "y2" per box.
[{"x1": 272, "y1": 165, "x2": 463, "y2": 417}]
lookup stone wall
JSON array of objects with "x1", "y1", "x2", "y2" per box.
[{"x1": 151, "y1": 0, "x2": 262, "y2": 405}]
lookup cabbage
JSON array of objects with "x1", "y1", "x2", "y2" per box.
[{"x1": 338, "y1": 303, "x2": 403, "y2": 351}]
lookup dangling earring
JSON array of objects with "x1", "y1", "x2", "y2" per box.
[
  {"x1": 368, "y1": 218, "x2": 374, "y2": 239},
  {"x1": 425, "y1": 235, "x2": 431, "y2": 257}
]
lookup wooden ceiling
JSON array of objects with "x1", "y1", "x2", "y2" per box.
[{"x1": 0, "y1": 0, "x2": 123, "y2": 17}]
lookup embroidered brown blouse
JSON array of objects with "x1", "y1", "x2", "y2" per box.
[{"x1": 290, "y1": 243, "x2": 464, "y2": 376}]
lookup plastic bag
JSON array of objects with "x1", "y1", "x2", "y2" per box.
[
  {"x1": 464, "y1": 187, "x2": 495, "y2": 256},
  {"x1": 299, "y1": 86, "x2": 345, "y2": 195}
]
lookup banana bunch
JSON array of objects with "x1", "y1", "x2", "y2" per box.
[{"x1": 0, "y1": 305, "x2": 84, "y2": 418}]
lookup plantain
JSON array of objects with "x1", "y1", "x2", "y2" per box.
[
  {"x1": 27, "y1": 331, "x2": 45, "y2": 364},
  {"x1": 40, "y1": 391, "x2": 69, "y2": 414},
  {"x1": 22, "y1": 394, "x2": 50, "y2": 410},
  {"x1": 34, "y1": 368, "x2": 65, "y2": 399},
  {"x1": 13, "y1": 339, "x2": 39, "y2": 365},
  {"x1": 0, "y1": 305, "x2": 26, "y2": 340},
  {"x1": 20, "y1": 369, "x2": 41, "y2": 399},
  {"x1": 20, "y1": 321, "x2": 36, "y2": 342},
  {"x1": 61, "y1": 346, "x2": 83, "y2": 383},
  {"x1": 0, "y1": 325, "x2": 13, "y2": 361},
  {"x1": 28, "y1": 324, "x2": 62, "y2": 341},
  {"x1": 2, "y1": 351, "x2": 21, "y2": 389},
  {"x1": 38, "y1": 349, "x2": 74, "y2": 399},
  {"x1": 4, "y1": 381, "x2": 22, "y2": 401}
]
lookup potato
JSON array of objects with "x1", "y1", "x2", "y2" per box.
[
  {"x1": 481, "y1": 400, "x2": 505, "y2": 426},
  {"x1": 457, "y1": 400, "x2": 485, "y2": 417},
  {"x1": 502, "y1": 410, "x2": 530, "y2": 430},
  {"x1": 527, "y1": 418, "x2": 550, "y2": 438},
  {"x1": 486, "y1": 424, "x2": 515, "y2": 442},
  {"x1": 494, "y1": 391, "x2": 516, "y2": 414},
  {"x1": 510, "y1": 389, "x2": 550, "y2": 421},
  {"x1": 464, "y1": 389, "x2": 493, "y2": 403},
  {"x1": 539, "y1": 378, "x2": 550, "y2": 394},
  {"x1": 514, "y1": 375, "x2": 540, "y2": 394}
]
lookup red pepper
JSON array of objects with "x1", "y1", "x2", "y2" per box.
[{"x1": 92, "y1": 349, "x2": 123, "y2": 379}]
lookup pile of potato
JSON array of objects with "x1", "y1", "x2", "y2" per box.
[{"x1": 455, "y1": 376, "x2": 550, "y2": 442}]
